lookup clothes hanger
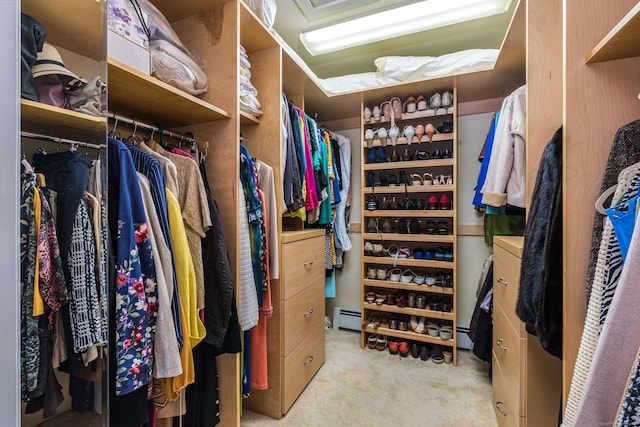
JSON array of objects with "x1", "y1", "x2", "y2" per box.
[{"x1": 595, "y1": 184, "x2": 618, "y2": 215}]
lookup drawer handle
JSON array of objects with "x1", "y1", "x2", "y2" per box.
[
  {"x1": 497, "y1": 277, "x2": 508, "y2": 286},
  {"x1": 496, "y1": 338, "x2": 508, "y2": 351},
  {"x1": 495, "y1": 400, "x2": 507, "y2": 416},
  {"x1": 303, "y1": 355, "x2": 314, "y2": 366},
  {"x1": 303, "y1": 261, "x2": 314, "y2": 267},
  {"x1": 304, "y1": 308, "x2": 314, "y2": 317}
]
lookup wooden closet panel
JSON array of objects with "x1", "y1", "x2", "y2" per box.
[
  {"x1": 282, "y1": 279, "x2": 324, "y2": 356},
  {"x1": 526, "y1": 0, "x2": 562, "y2": 209},
  {"x1": 563, "y1": 0, "x2": 640, "y2": 406},
  {"x1": 281, "y1": 236, "x2": 325, "y2": 300},
  {"x1": 493, "y1": 244, "x2": 523, "y2": 332}
]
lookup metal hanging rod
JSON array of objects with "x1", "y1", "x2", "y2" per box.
[
  {"x1": 21, "y1": 131, "x2": 106, "y2": 150},
  {"x1": 107, "y1": 112, "x2": 198, "y2": 146}
]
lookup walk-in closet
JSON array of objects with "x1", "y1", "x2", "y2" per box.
[{"x1": 3, "y1": 0, "x2": 640, "y2": 426}]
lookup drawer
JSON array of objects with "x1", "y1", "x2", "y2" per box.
[
  {"x1": 282, "y1": 321, "x2": 325, "y2": 413},
  {"x1": 493, "y1": 303, "x2": 523, "y2": 412},
  {"x1": 282, "y1": 235, "x2": 325, "y2": 299},
  {"x1": 283, "y1": 279, "x2": 325, "y2": 356},
  {"x1": 492, "y1": 353, "x2": 521, "y2": 427},
  {"x1": 493, "y1": 244, "x2": 523, "y2": 333}
]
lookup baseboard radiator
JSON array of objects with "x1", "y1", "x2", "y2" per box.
[
  {"x1": 332, "y1": 306, "x2": 362, "y2": 331},
  {"x1": 456, "y1": 324, "x2": 472, "y2": 350}
]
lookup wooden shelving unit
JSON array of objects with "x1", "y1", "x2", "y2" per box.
[
  {"x1": 585, "y1": 1, "x2": 640, "y2": 63},
  {"x1": 107, "y1": 58, "x2": 230, "y2": 127},
  {"x1": 361, "y1": 90, "x2": 458, "y2": 366},
  {"x1": 21, "y1": 99, "x2": 106, "y2": 144}
]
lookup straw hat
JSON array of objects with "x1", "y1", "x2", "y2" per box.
[{"x1": 31, "y1": 43, "x2": 86, "y2": 84}]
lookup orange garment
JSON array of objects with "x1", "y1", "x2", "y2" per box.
[
  {"x1": 250, "y1": 190, "x2": 273, "y2": 390},
  {"x1": 32, "y1": 187, "x2": 44, "y2": 316}
]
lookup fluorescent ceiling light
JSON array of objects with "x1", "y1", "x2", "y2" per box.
[{"x1": 300, "y1": 0, "x2": 512, "y2": 55}]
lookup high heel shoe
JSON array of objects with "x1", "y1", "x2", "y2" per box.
[
  {"x1": 415, "y1": 124, "x2": 424, "y2": 142},
  {"x1": 380, "y1": 100, "x2": 390, "y2": 121},
  {"x1": 430, "y1": 93, "x2": 442, "y2": 110},
  {"x1": 378, "y1": 127, "x2": 388, "y2": 147},
  {"x1": 416, "y1": 94, "x2": 427, "y2": 111},
  {"x1": 425, "y1": 123, "x2": 436, "y2": 142},
  {"x1": 363, "y1": 106, "x2": 372, "y2": 122},
  {"x1": 391, "y1": 97, "x2": 403, "y2": 120},
  {"x1": 403, "y1": 125, "x2": 415, "y2": 145},
  {"x1": 404, "y1": 96, "x2": 417, "y2": 113},
  {"x1": 372, "y1": 105, "x2": 381, "y2": 121},
  {"x1": 365, "y1": 128, "x2": 375, "y2": 148}
]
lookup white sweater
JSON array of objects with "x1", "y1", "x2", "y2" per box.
[{"x1": 481, "y1": 85, "x2": 527, "y2": 208}]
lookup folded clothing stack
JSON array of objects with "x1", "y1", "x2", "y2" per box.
[{"x1": 239, "y1": 45, "x2": 263, "y2": 118}]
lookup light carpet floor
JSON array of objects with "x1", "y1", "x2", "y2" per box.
[{"x1": 242, "y1": 328, "x2": 498, "y2": 426}]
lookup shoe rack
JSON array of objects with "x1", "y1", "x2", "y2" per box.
[{"x1": 360, "y1": 89, "x2": 458, "y2": 366}]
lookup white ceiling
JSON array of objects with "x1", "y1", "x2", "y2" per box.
[{"x1": 273, "y1": 0, "x2": 518, "y2": 78}]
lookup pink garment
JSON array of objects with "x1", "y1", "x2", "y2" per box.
[
  {"x1": 574, "y1": 215, "x2": 640, "y2": 425},
  {"x1": 296, "y1": 108, "x2": 318, "y2": 211},
  {"x1": 171, "y1": 148, "x2": 197, "y2": 164}
]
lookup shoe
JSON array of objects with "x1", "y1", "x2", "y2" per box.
[
  {"x1": 388, "y1": 172, "x2": 397, "y2": 186},
  {"x1": 363, "y1": 106, "x2": 372, "y2": 122},
  {"x1": 365, "y1": 128, "x2": 375, "y2": 148},
  {"x1": 376, "y1": 146, "x2": 388, "y2": 163},
  {"x1": 444, "y1": 247, "x2": 454, "y2": 262},
  {"x1": 389, "y1": 318, "x2": 399, "y2": 330},
  {"x1": 397, "y1": 218, "x2": 408, "y2": 234},
  {"x1": 443, "y1": 350, "x2": 453, "y2": 364},
  {"x1": 413, "y1": 150, "x2": 430, "y2": 161},
  {"x1": 416, "y1": 295, "x2": 427, "y2": 310},
  {"x1": 424, "y1": 249, "x2": 435, "y2": 260},
  {"x1": 379, "y1": 171, "x2": 389, "y2": 186},
  {"x1": 431, "y1": 345, "x2": 444, "y2": 363},
  {"x1": 425, "y1": 123, "x2": 436, "y2": 141},
  {"x1": 391, "y1": 97, "x2": 403, "y2": 120},
  {"x1": 442, "y1": 148, "x2": 452, "y2": 158},
  {"x1": 439, "y1": 193, "x2": 452, "y2": 210},
  {"x1": 366, "y1": 195, "x2": 378, "y2": 211},
  {"x1": 402, "y1": 197, "x2": 415, "y2": 210},
  {"x1": 423, "y1": 172, "x2": 434, "y2": 185},
  {"x1": 366, "y1": 171, "x2": 376, "y2": 187},
  {"x1": 399, "y1": 171, "x2": 408, "y2": 186},
  {"x1": 442, "y1": 296, "x2": 453, "y2": 312},
  {"x1": 399, "y1": 341, "x2": 410, "y2": 357},
  {"x1": 415, "y1": 124, "x2": 424, "y2": 142},
  {"x1": 410, "y1": 173, "x2": 423, "y2": 186},
  {"x1": 378, "y1": 127, "x2": 388, "y2": 147},
  {"x1": 402, "y1": 148, "x2": 411, "y2": 162},
  {"x1": 439, "y1": 326, "x2": 453, "y2": 340},
  {"x1": 438, "y1": 120, "x2": 454, "y2": 134},
  {"x1": 367, "y1": 148, "x2": 376, "y2": 164},
  {"x1": 380, "y1": 100, "x2": 390, "y2": 121},
  {"x1": 379, "y1": 196, "x2": 389, "y2": 210},
  {"x1": 437, "y1": 221, "x2": 449, "y2": 235},
  {"x1": 376, "y1": 334, "x2": 387, "y2": 351},
  {"x1": 430, "y1": 93, "x2": 442, "y2": 110},
  {"x1": 390, "y1": 149, "x2": 400, "y2": 162},
  {"x1": 404, "y1": 96, "x2": 417, "y2": 113},
  {"x1": 409, "y1": 218, "x2": 421, "y2": 234},
  {"x1": 410, "y1": 342, "x2": 420, "y2": 358},
  {"x1": 431, "y1": 149, "x2": 443, "y2": 159},
  {"x1": 381, "y1": 218, "x2": 393, "y2": 233},
  {"x1": 420, "y1": 344, "x2": 431, "y2": 361},
  {"x1": 364, "y1": 242, "x2": 374, "y2": 256},
  {"x1": 409, "y1": 315, "x2": 418, "y2": 331},
  {"x1": 399, "y1": 320, "x2": 408, "y2": 331},
  {"x1": 413, "y1": 248, "x2": 425, "y2": 259},
  {"x1": 442, "y1": 91, "x2": 453, "y2": 108},
  {"x1": 426, "y1": 194, "x2": 438, "y2": 210},
  {"x1": 415, "y1": 198, "x2": 426, "y2": 210},
  {"x1": 416, "y1": 94, "x2": 427, "y2": 110},
  {"x1": 367, "y1": 334, "x2": 377, "y2": 349},
  {"x1": 389, "y1": 196, "x2": 399, "y2": 210},
  {"x1": 415, "y1": 317, "x2": 426, "y2": 334},
  {"x1": 367, "y1": 217, "x2": 378, "y2": 233},
  {"x1": 388, "y1": 340, "x2": 399, "y2": 355},
  {"x1": 403, "y1": 125, "x2": 415, "y2": 145},
  {"x1": 424, "y1": 220, "x2": 436, "y2": 234},
  {"x1": 435, "y1": 247, "x2": 445, "y2": 261},
  {"x1": 372, "y1": 105, "x2": 381, "y2": 121}
]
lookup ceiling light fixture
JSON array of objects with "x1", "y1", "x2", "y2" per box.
[{"x1": 300, "y1": 0, "x2": 512, "y2": 56}]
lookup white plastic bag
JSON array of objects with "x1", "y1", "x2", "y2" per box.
[
  {"x1": 150, "y1": 39, "x2": 208, "y2": 95},
  {"x1": 244, "y1": 0, "x2": 276, "y2": 28}
]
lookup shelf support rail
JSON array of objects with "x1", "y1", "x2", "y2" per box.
[
  {"x1": 21, "y1": 131, "x2": 106, "y2": 151},
  {"x1": 107, "y1": 112, "x2": 198, "y2": 150}
]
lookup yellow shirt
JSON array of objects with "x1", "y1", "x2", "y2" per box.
[{"x1": 33, "y1": 187, "x2": 44, "y2": 316}]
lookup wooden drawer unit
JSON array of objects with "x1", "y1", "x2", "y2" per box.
[
  {"x1": 281, "y1": 232, "x2": 325, "y2": 299},
  {"x1": 283, "y1": 279, "x2": 325, "y2": 356},
  {"x1": 492, "y1": 356, "x2": 521, "y2": 427},
  {"x1": 492, "y1": 302, "x2": 523, "y2": 398},
  {"x1": 493, "y1": 243, "x2": 523, "y2": 332},
  {"x1": 282, "y1": 321, "x2": 326, "y2": 412},
  {"x1": 492, "y1": 236, "x2": 561, "y2": 427}
]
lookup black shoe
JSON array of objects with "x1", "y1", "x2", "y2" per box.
[
  {"x1": 409, "y1": 218, "x2": 421, "y2": 234},
  {"x1": 397, "y1": 219, "x2": 408, "y2": 234},
  {"x1": 366, "y1": 171, "x2": 376, "y2": 188},
  {"x1": 442, "y1": 149, "x2": 452, "y2": 158},
  {"x1": 388, "y1": 172, "x2": 397, "y2": 186},
  {"x1": 379, "y1": 171, "x2": 389, "y2": 186}
]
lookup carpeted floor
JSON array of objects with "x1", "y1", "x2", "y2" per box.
[{"x1": 241, "y1": 328, "x2": 498, "y2": 426}]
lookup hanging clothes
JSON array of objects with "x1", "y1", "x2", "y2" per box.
[{"x1": 332, "y1": 133, "x2": 352, "y2": 268}]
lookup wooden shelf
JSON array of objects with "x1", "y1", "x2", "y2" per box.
[
  {"x1": 240, "y1": 2, "x2": 279, "y2": 53},
  {"x1": 240, "y1": 111, "x2": 261, "y2": 125},
  {"x1": 363, "y1": 279, "x2": 453, "y2": 294},
  {"x1": 363, "y1": 326, "x2": 455, "y2": 347},
  {"x1": 21, "y1": 99, "x2": 106, "y2": 144},
  {"x1": 150, "y1": 0, "x2": 228, "y2": 23},
  {"x1": 363, "y1": 159, "x2": 454, "y2": 171},
  {"x1": 363, "y1": 256, "x2": 453, "y2": 269},
  {"x1": 585, "y1": 2, "x2": 640, "y2": 64},
  {"x1": 363, "y1": 185, "x2": 454, "y2": 194},
  {"x1": 363, "y1": 210, "x2": 453, "y2": 218},
  {"x1": 363, "y1": 302, "x2": 454, "y2": 321},
  {"x1": 363, "y1": 233, "x2": 454, "y2": 243},
  {"x1": 107, "y1": 58, "x2": 230, "y2": 127},
  {"x1": 363, "y1": 110, "x2": 453, "y2": 126},
  {"x1": 22, "y1": 0, "x2": 104, "y2": 60},
  {"x1": 364, "y1": 133, "x2": 454, "y2": 148}
]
